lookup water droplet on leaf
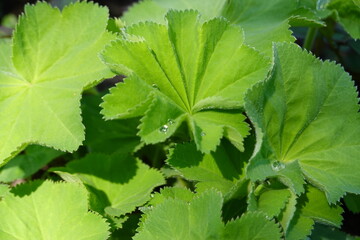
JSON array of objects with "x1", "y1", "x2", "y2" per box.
[
  {"x1": 200, "y1": 132, "x2": 206, "y2": 136},
  {"x1": 159, "y1": 125, "x2": 169, "y2": 133},
  {"x1": 271, "y1": 161, "x2": 285, "y2": 171},
  {"x1": 152, "y1": 84, "x2": 159, "y2": 90},
  {"x1": 167, "y1": 119, "x2": 174, "y2": 125}
]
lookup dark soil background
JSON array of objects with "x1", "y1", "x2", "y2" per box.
[{"x1": 1, "y1": 0, "x2": 360, "y2": 237}]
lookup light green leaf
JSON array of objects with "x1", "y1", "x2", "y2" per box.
[
  {"x1": 0, "y1": 180, "x2": 109, "y2": 240},
  {"x1": 123, "y1": 0, "x2": 324, "y2": 56},
  {"x1": 245, "y1": 42, "x2": 360, "y2": 203},
  {"x1": 82, "y1": 94, "x2": 141, "y2": 154},
  {"x1": 327, "y1": 0, "x2": 360, "y2": 39},
  {"x1": 223, "y1": 212, "x2": 282, "y2": 240},
  {"x1": 167, "y1": 141, "x2": 246, "y2": 196},
  {"x1": 147, "y1": 187, "x2": 195, "y2": 207},
  {"x1": 101, "y1": 10, "x2": 269, "y2": 153},
  {"x1": 0, "y1": 2, "x2": 115, "y2": 165},
  {"x1": 134, "y1": 190, "x2": 224, "y2": 240},
  {"x1": 62, "y1": 153, "x2": 165, "y2": 216},
  {"x1": 253, "y1": 188, "x2": 292, "y2": 218},
  {"x1": 0, "y1": 145, "x2": 63, "y2": 182}
]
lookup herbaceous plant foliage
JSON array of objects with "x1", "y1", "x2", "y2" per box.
[{"x1": 0, "y1": 0, "x2": 359, "y2": 239}]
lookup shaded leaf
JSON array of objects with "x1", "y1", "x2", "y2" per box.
[
  {"x1": 61, "y1": 153, "x2": 165, "y2": 216},
  {"x1": 82, "y1": 94, "x2": 141, "y2": 154},
  {"x1": 0, "y1": 145, "x2": 63, "y2": 182}
]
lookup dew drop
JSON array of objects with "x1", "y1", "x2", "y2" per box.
[
  {"x1": 167, "y1": 119, "x2": 175, "y2": 125},
  {"x1": 152, "y1": 84, "x2": 159, "y2": 90},
  {"x1": 200, "y1": 132, "x2": 206, "y2": 137},
  {"x1": 271, "y1": 161, "x2": 285, "y2": 171},
  {"x1": 159, "y1": 124, "x2": 169, "y2": 133}
]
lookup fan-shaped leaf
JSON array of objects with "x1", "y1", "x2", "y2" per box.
[
  {"x1": 0, "y1": 2, "x2": 115, "y2": 165},
  {"x1": 245, "y1": 43, "x2": 360, "y2": 203},
  {"x1": 101, "y1": 10, "x2": 269, "y2": 153}
]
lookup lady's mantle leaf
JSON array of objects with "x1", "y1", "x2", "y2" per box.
[
  {"x1": 223, "y1": 212, "x2": 282, "y2": 240},
  {"x1": 81, "y1": 95, "x2": 141, "y2": 154},
  {"x1": 61, "y1": 153, "x2": 165, "y2": 216},
  {"x1": 284, "y1": 185, "x2": 343, "y2": 240},
  {"x1": 0, "y1": 2, "x2": 115, "y2": 165},
  {"x1": 0, "y1": 180, "x2": 110, "y2": 240},
  {"x1": 134, "y1": 190, "x2": 281, "y2": 240},
  {"x1": 101, "y1": 10, "x2": 270, "y2": 153},
  {"x1": 0, "y1": 145, "x2": 63, "y2": 182},
  {"x1": 245, "y1": 42, "x2": 360, "y2": 203},
  {"x1": 122, "y1": 0, "x2": 324, "y2": 56},
  {"x1": 167, "y1": 141, "x2": 247, "y2": 197}
]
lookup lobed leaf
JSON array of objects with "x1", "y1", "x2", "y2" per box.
[
  {"x1": 101, "y1": 10, "x2": 270, "y2": 153},
  {"x1": 0, "y1": 180, "x2": 109, "y2": 240},
  {"x1": 167, "y1": 141, "x2": 246, "y2": 196},
  {"x1": 60, "y1": 153, "x2": 165, "y2": 216},
  {"x1": 122, "y1": 0, "x2": 325, "y2": 56},
  {"x1": 245, "y1": 42, "x2": 360, "y2": 203},
  {"x1": 0, "y1": 2, "x2": 115, "y2": 165},
  {"x1": 135, "y1": 189, "x2": 281, "y2": 239}
]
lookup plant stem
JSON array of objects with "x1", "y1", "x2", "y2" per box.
[{"x1": 303, "y1": 27, "x2": 318, "y2": 51}]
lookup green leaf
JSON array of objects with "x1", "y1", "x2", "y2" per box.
[
  {"x1": 147, "y1": 187, "x2": 195, "y2": 207},
  {"x1": 252, "y1": 188, "x2": 292, "y2": 218},
  {"x1": 82, "y1": 94, "x2": 141, "y2": 154},
  {"x1": 134, "y1": 190, "x2": 224, "y2": 240},
  {"x1": 223, "y1": 212, "x2": 282, "y2": 240},
  {"x1": 0, "y1": 2, "x2": 115, "y2": 165},
  {"x1": 283, "y1": 185, "x2": 343, "y2": 240},
  {"x1": 0, "y1": 180, "x2": 110, "y2": 239},
  {"x1": 245, "y1": 42, "x2": 360, "y2": 203},
  {"x1": 167, "y1": 141, "x2": 246, "y2": 196},
  {"x1": 310, "y1": 223, "x2": 357, "y2": 240},
  {"x1": 327, "y1": 0, "x2": 360, "y2": 39},
  {"x1": 286, "y1": 214, "x2": 314, "y2": 240},
  {"x1": 299, "y1": 186, "x2": 343, "y2": 227},
  {"x1": 344, "y1": 193, "x2": 360, "y2": 213},
  {"x1": 122, "y1": 0, "x2": 324, "y2": 56},
  {"x1": 0, "y1": 145, "x2": 63, "y2": 182},
  {"x1": 101, "y1": 10, "x2": 269, "y2": 153},
  {"x1": 61, "y1": 153, "x2": 165, "y2": 216}
]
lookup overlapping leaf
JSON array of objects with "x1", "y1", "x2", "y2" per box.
[
  {"x1": 134, "y1": 190, "x2": 281, "y2": 240},
  {"x1": 167, "y1": 141, "x2": 247, "y2": 198},
  {"x1": 59, "y1": 153, "x2": 165, "y2": 216},
  {"x1": 82, "y1": 95, "x2": 141, "y2": 154},
  {"x1": 284, "y1": 186, "x2": 343, "y2": 240},
  {"x1": 0, "y1": 180, "x2": 110, "y2": 239},
  {"x1": 101, "y1": 10, "x2": 270, "y2": 153},
  {"x1": 245, "y1": 42, "x2": 360, "y2": 203},
  {"x1": 0, "y1": 145, "x2": 63, "y2": 182},
  {"x1": 327, "y1": 0, "x2": 360, "y2": 39},
  {"x1": 122, "y1": 0, "x2": 325, "y2": 55},
  {"x1": 0, "y1": 2, "x2": 115, "y2": 165}
]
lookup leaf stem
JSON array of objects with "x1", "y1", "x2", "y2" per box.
[{"x1": 303, "y1": 27, "x2": 318, "y2": 51}]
